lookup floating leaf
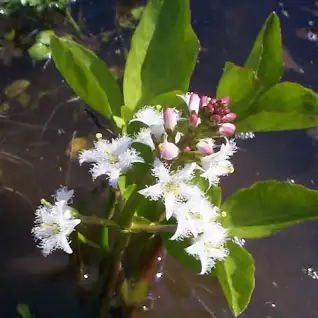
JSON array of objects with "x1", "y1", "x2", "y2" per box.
[
  {"x1": 236, "y1": 82, "x2": 318, "y2": 132},
  {"x1": 51, "y1": 36, "x2": 123, "y2": 119},
  {"x1": 222, "y1": 180, "x2": 318, "y2": 238},
  {"x1": 65, "y1": 137, "x2": 90, "y2": 160},
  {"x1": 5, "y1": 79, "x2": 30, "y2": 98},
  {"x1": 216, "y1": 241, "x2": 255, "y2": 317},
  {"x1": 124, "y1": 0, "x2": 199, "y2": 111}
]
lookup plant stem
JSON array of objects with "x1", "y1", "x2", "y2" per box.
[
  {"x1": 98, "y1": 232, "x2": 131, "y2": 317},
  {"x1": 65, "y1": 8, "x2": 81, "y2": 35},
  {"x1": 79, "y1": 215, "x2": 119, "y2": 228}
]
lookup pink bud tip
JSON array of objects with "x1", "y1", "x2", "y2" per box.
[
  {"x1": 189, "y1": 113, "x2": 201, "y2": 127},
  {"x1": 221, "y1": 112, "x2": 237, "y2": 123},
  {"x1": 184, "y1": 146, "x2": 192, "y2": 152},
  {"x1": 200, "y1": 96, "x2": 210, "y2": 108},
  {"x1": 188, "y1": 93, "x2": 200, "y2": 114},
  {"x1": 220, "y1": 96, "x2": 230, "y2": 106},
  {"x1": 164, "y1": 108, "x2": 177, "y2": 131},
  {"x1": 218, "y1": 123, "x2": 236, "y2": 136},
  {"x1": 211, "y1": 114, "x2": 222, "y2": 124},
  {"x1": 159, "y1": 141, "x2": 180, "y2": 160},
  {"x1": 196, "y1": 139, "x2": 214, "y2": 156}
]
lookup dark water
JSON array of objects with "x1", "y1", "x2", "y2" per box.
[{"x1": 1, "y1": 0, "x2": 318, "y2": 317}]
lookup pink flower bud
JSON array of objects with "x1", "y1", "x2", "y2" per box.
[
  {"x1": 164, "y1": 108, "x2": 178, "y2": 131},
  {"x1": 188, "y1": 93, "x2": 200, "y2": 114},
  {"x1": 184, "y1": 146, "x2": 192, "y2": 152},
  {"x1": 211, "y1": 114, "x2": 222, "y2": 124},
  {"x1": 218, "y1": 123, "x2": 236, "y2": 136},
  {"x1": 159, "y1": 141, "x2": 180, "y2": 160},
  {"x1": 220, "y1": 96, "x2": 230, "y2": 106},
  {"x1": 196, "y1": 139, "x2": 214, "y2": 156},
  {"x1": 200, "y1": 96, "x2": 210, "y2": 108},
  {"x1": 221, "y1": 112, "x2": 237, "y2": 123},
  {"x1": 189, "y1": 113, "x2": 201, "y2": 127}
]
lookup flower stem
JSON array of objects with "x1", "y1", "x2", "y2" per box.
[
  {"x1": 78, "y1": 214, "x2": 119, "y2": 228},
  {"x1": 129, "y1": 223, "x2": 176, "y2": 233}
]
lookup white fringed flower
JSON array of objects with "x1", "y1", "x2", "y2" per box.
[
  {"x1": 185, "y1": 222, "x2": 229, "y2": 274},
  {"x1": 138, "y1": 161, "x2": 199, "y2": 220},
  {"x1": 130, "y1": 106, "x2": 165, "y2": 140},
  {"x1": 170, "y1": 197, "x2": 219, "y2": 240},
  {"x1": 199, "y1": 138, "x2": 237, "y2": 188},
  {"x1": 134, "y1": 127, "x2": 155, "y2": 150},
  {"x1": 130, "y1": 106, "x2": 181, "y2": 140},
  {"x1": 32, "y1": 188, "x2": 81, "y2": 256},
  {"x1": 79, "y1": 135, "x2": 144, "y2": 188}
]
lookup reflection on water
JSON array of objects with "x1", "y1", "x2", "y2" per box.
[{"x1": 1, "y1": 0, "x2": 318, "y2": 317}]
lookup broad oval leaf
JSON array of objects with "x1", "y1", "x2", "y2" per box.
[
  {"x1": 222, "y1": 180, "x2": 318, "y2": 238},
  {"x1": 244, "y1": 12, "x2": 283, "y2": 89},
  {"x1": 123, "y1": 0, "x2": 199, "y2": 111},
  {"x1": 216, "y1": 241, "x2": 255, "y2": 317},
  {"x1": 216, "y1": 62, "x2": 261, "y2": 120},
  {"x1": 236, "y1": 82, "x2": 318, "y2": 132},
  {"x1": 51, "y1": 35, "x2": 123, "y2": 119}
]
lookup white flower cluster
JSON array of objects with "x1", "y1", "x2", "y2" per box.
[
  {"x1": 32, "y1": 188, "x2": 81, "y2": 256},
  {"x1": 32, "y1": 93, "x2": 239, "y2": 274}
]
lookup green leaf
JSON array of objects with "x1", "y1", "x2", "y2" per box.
[
  {"x1": 148, "y1": 90, "x2": 187, "y2": 112},
  {"x1": 222, "y1": 180, "x2": 318, "y2": 238},
  {"x1": 123, "y1": 0, "x2": 199, "y2": 111},
  {"x1": 28, "y1": 43, "x2": 51, "y2": 61},
  {"x1": 206, "y1": 185, "x2": 222, "y2": 208},
  {"x1": 235, "y1": 82, "x2": 318, "y2": 132},
  {"x1": 216, "y1": 241, "x2": 255, "y2": 317},
  {"x1": 36, "y1": 30, "x2": 54, "y2": 45},
  {"x1": 17, "y1": 304, "x2": 32, "y2": 318},
  {"x1": 195, "y1": 177, "x2": 222, "y2": 207},
  {"x1": 245, "y1": 12, "x2": 283, "y2": 89},
  {"x1": 216, "y1": 62, "x2": 261, "y2": 120},
  {"x1": 161, "y1": 231, "x2": 201, "y2": 273},
  {"x1": 50, "y1": 35, "x2": 123, "y2": 119}
]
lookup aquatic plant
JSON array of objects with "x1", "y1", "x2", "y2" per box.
[{"x1": 29, "y1": 0, "x2": 318, "y2": 316}]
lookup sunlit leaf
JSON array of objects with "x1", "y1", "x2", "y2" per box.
[
  {"x1": 235, "y1": 82, "x2": 318, "y2": 132},
  {"x1": 51, "y1": 36, "x2": 123, "y2": 119},
  {"x1": 124, "y1": 0, "x2": 199, "y2": 111},
  {"x1": 216, "y1": 62, "x2": 261, "y2": 120},
  {"x1": 245, "y1": 12, "x2": 283, "y2": 89},
  {"x1": 222, "y1": 180, "x2": 318, "y2": 238},
  {"x1": 36, "y1": 30, "x2": 54, "y2": 45},
  {"x1": 216, "y1": 241, "x2": 255, "y2": 317}
]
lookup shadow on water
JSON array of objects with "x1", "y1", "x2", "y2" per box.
[{"x1": 1, "y1": 0, "x2": 318, "y2": 317}]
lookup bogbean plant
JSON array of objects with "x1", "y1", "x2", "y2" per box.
[{"x1": 30, "y1": 0, "x2": 318, "y2": 316}]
